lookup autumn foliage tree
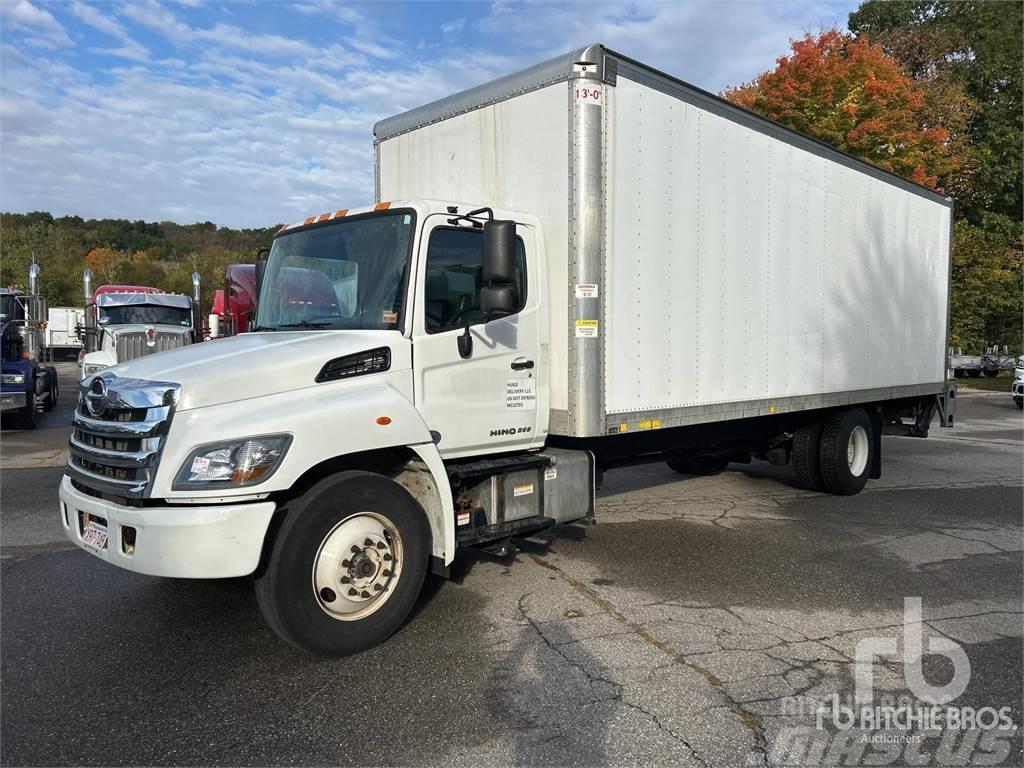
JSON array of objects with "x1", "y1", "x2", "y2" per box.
[{"x1": 723, "y1": 30, "x2": 956, "y2": 188}]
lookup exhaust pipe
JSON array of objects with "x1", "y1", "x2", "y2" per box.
[
  {"x1": 191, "y1": 272, "x2": 202, "y2": 341},
  {"x1": 25, "y1": 264, "x2": 41, "y2": 361},
  {"x1": 82, "y1": 268, "x2": 96, "y2": 353}
]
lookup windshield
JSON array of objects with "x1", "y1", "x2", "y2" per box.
[
  {"x1": 99, "y1": 305, "x2": 192, "y2": 327},
  {"x1": 256, "y1": 211, "x2": 415, "y2": 331},
  {"x1": 0, "y1": 295, "x2": 24, "y2": 324}
]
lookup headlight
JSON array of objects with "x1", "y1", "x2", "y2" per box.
[
  {"x1": 83, "y1": 363, "x2": 109, "y2": 377},
  {"x1": 1, "y1": 373, "x2": 26, "y2": 385},
  {"x1": 174, "y1": 434, "x2": 292, "y2": 490}
]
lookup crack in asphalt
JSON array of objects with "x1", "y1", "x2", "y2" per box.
[
  {"x1": 514, "y1": 592, "x2": 709, "y2": 767},
  {"x1": 525, "y1": 555, "x2": 771, "y2": 767}
]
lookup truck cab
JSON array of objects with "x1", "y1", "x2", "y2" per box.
[
  {"x1": 80, "y1": 288, "x2": 195, "y2": 379},
  {"x1": 60, "y1": 200, "x2": 576, "y2": 656}
]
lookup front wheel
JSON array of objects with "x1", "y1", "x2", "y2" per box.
[
  {"x1": 15, "y1": 393, "x2": 36, "y2": 430},
  {"x1": 254, "y1": 471, "x2": 430, "y2": 657},
  {"x1": 1015, "y1": 397, "x2": 1023, "y2": 410},
  {"x1": 819, "y1": 408, "x2": 873, "y2": 496}
]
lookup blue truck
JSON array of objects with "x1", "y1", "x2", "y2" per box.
[{"x1": 1, "y1": 265, "x2": 59, "y2": 429}]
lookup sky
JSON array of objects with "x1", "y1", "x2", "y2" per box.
[{"x1": 0, "y1": 0, "x2": 860, "y2": 228}]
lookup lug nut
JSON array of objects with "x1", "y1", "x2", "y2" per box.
[
  {"x1": 348, "y1": 588, "x2": 358, "y2": 596},
  {"x1": 383, "y1": 554, "x2": 392, "y2": 562},
  {"x1": 382, "y1": 569, "x2": 392, "y2": 577},
  {"x1": 320, "y1": 587, "x2": 337, "y2": 603},
  {"x1": 351, "y1": 545, "x2": 360, "y2": 554},
  {"x1": 340, "y1": 576, "x2": 350, "y2": 584},
  {"x1": 360, "y1": 590, "x2": 371, "y2": 598},
  {"x1": 364, "y1": 538, "x2": 373, "y2": 546},
  {"x1": 373, "y1": 583, "x2": 383, "y2": 592},
  {"x1": 375, "y1": 541, "x2": 386, "y2": 549},
  {"x1": 341, "y1": 559, "x2": 351, "y2": 568}
]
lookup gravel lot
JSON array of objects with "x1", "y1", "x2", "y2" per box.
[{"x1": 2, "y1": 366, "x2": 1021, "y2": 767}]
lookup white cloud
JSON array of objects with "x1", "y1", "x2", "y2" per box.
[
  {"x1": 0, "y1": 0, "x2": 72, "y2": 46},
  {"x1": 0, "y1": 0, "x2": 858, "y2": 227},
  {"x1": 69, "y1": 1, "x2": 150, "y2": 61}
]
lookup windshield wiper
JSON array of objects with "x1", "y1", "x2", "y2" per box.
[
  {"x1": 250, "y1": 324, "x2": 276, "y2": 332},
  {"x1": 272, "y1": 320, "x2": 335, "y2": 329}
]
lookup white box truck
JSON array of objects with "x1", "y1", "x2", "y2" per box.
[{"x1": 60, "y1": 45, "x2": 955, "y2": 656}]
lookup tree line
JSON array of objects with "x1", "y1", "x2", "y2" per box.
[{"x1": 0, "y1": 212, "x2": 277, "y2": 313}]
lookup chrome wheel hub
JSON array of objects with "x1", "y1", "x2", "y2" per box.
[
  {"x1": 847, "y1": 425, "x2": 869, "y2": 477},
  {"x1": 313, "y1": 512, "x2": 402, "y2": 621}
]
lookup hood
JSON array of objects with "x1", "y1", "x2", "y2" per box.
[{"x1": 110, "y1": 330, "x2": 408, "y2": 410}]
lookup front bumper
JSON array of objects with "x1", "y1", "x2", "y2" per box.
[
  {"x1": 1, "y1": 392, "x2": 27, "y2": 413},
  {"x1": 59, "y1": 475, "x2": 276, "y2": 578}
]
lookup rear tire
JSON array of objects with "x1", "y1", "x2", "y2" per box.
[
  {"x1": 967, "y1": 370, "x2": 981, "y2": 378},
  {"x1": 791, "y1": 421, "x2": 826, "y2": 492},
  {"x1": 665, "y1": 455, "x2": 730, "y2": 476},
  {"x1": 819, "y1": 408, "x2": 873, "y2": 496},
  {"x1": 254, "y1": 471, "x2": 429, "y2": 657}
]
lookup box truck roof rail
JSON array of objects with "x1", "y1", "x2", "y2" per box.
[{"x1": 374, "y1": 43, "x2": 951, "y2": 208}]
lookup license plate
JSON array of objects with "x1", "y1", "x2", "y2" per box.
[{"x1": 81, "y1": 520, "x2": 108, "y2": 552}]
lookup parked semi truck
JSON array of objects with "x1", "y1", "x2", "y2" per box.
[
  {"x1": 1, "y1": 265, "x2": 59, "y2": 429},
  {"x1": 78, "y1": 271, "x2": 203, "y2": 378},
  {"x1": 208, "y1": 263, "x2": 257, "y2": 338},
  {"x1": 60, "y1": 46, "x2": 955, "y2": 656}
]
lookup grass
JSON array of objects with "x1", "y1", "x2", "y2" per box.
[{"x1": 955, "y1": 371, "x2": 1018, "y2": 391}]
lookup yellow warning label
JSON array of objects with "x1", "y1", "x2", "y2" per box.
[
  {"x1": 638, "y1": 419, "x2": 662, "y2": 430},
  {"x1": 574, "y1": 319, "x2": 599, "y2": 338}
]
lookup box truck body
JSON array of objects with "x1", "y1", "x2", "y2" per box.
[
  {"x1": 375, "y1": 44, "x2": 953, "y2": 439},
  {"x1": 60, "y1": 45, "x2": 955, "y2": 656}
]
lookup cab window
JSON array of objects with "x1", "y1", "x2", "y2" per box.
[{"x1": 423, "y1": 227, "x2": 526, "y2": 334}]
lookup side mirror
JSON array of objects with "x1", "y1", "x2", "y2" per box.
[{"x1": 480, "y1": 219, "x2": 517, "y2": 317}]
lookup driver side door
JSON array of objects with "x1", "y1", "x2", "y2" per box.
[{"x1": 411, "y1": 215, "x2": 545, "y2": 458}]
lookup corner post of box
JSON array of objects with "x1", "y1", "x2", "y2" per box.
[{"x1": 567, "y1": 45, "x2": 611, "y2": 437}]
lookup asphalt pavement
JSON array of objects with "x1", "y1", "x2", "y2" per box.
[{"x1": 1, "y1": 370, "x2": 1021, "y2": 767}]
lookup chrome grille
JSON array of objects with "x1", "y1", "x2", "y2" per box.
[
  {"x1": 68, "y1": 373, "x2": 180, "y2": 498},
  {"x1": 114, "y1": 330, "x2": 190, "y2": 363}
]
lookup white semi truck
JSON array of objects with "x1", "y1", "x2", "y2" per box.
[{"x1": 60, "y1": 45, "x2": 955, "y2": 656}]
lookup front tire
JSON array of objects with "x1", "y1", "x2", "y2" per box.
[
  {"x1": 1015, "y1": 397, "x2": 1023, "y2": 410},
  {"x1": 15, "y1": 393, "x2": 36, "y2": 430},
  {"x1": 819, "y1": 408, "x2": 873, "y2": 496},
  {"x1": 254, "y1": 471, "x2": 430, "y2": 657},
  {"x1": 42, "y1": 367, "x2": 58, "y2": 412}
]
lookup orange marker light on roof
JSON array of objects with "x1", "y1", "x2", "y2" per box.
[
  {"x1": 303, "y1": 216, "x2": 315, "y2": 225},
  {"x1": 374, "y1": 202, "x2": 391, "y2": 211},
  {"x1": 334, "y1": 209, "x2": 348, "y2": 218},
  {"x1": 376, "y1": 416, "x2": 392, "y2": 426},
  {"x1": 317, "y1": 213, "x2": 331, "y2": 223}
]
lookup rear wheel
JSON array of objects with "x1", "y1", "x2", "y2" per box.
[
  {"x1": 819, "y1": 408, "x2": 873, "y2": 496},
  {"x1": 665, "y1": 455, "x2": 730, "y2": 476},
  {"x1": 791, "y1": 420, "x2": 826, "y2": 492},
  {"x1": 254, "y1": 471, "x2": 429, "y2": 657},
  {"x1": 967, "y1": 369, "x2": 981, "y2": 378}
]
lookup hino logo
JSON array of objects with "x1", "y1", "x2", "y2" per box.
[
  {"x1": 489, "y1": 426, "x2": 532, "y2": 437},
  {"x1": 85, "y1": 377, "x2": 108, "y2": 417},
  {"x1": 144, "y1": 326, "x2": 157, "y2": 346}
]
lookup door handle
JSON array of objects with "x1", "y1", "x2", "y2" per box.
[{"x1": 511, "y1": 358, "x2": 535, "y2": 371}]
